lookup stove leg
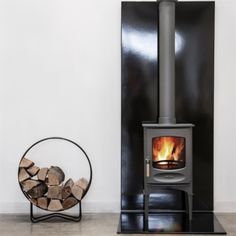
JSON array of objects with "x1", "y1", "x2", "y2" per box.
[
  {"x1": 187, "y1": 192, "x2": 192, "y2": 221},
  {"x1": 144, "y1": 191, "x2": 149, "y2": 231}
]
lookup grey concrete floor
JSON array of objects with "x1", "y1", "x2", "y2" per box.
[{"x1": 0, "y1": 213, "x2": 234, "y2": 236}]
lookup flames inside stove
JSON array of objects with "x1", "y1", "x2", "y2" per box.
[{"x1": 152, "y1": 136, "x2": 185, "y2": 170}]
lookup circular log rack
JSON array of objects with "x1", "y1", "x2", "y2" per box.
[{"x1": 18, "y1": 137, "x2": 92, "y2": 223}]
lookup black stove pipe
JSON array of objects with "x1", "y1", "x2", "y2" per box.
[{"x1": 158, "y1": 0, "x2": 176, "y2": 124}]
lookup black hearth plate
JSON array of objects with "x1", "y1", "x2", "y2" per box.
[{"x1": 117, "y1": 212, "x2": 226, "y2": 234}]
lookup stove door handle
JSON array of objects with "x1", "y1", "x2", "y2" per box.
[{"x1": 145, "y1": 159, "x2": 150, "y2": 177}]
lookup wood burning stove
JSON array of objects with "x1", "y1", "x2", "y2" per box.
[
  {"x1": 142, "y1": 0, "x2": 194, "y2": 226},
  {"x1": 143, "y1": 124, "x2": 193, "y2": 222}
]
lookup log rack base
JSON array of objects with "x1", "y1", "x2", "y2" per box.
[{"x1": 30, "y1": 201, "x2": 82, "y2": 223}]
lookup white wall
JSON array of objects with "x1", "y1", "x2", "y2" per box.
[
  {"x1": 0, "y1": 0, "x2": 121, "y2": 213},
  {"x1": 214, "y1": 0, "x2": 236, "y2": 212},
  {"x1": 0, "y1": 0, "x2": 235, "y2": 213}
]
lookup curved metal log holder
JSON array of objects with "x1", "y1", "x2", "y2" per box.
[{"x1": 18, "y1": 137, "x2": 92, "y2": 223}]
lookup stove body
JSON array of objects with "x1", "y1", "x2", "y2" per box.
[{"x1": 143, "y1": 123, "x2": 193, "y2": 225}]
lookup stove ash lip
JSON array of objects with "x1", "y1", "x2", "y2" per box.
[{"x1": 142, "y1": 122, "x2": 194, "y2": 128}]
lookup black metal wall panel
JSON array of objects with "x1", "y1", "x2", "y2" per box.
[{"x1": 121, "y1": 1, "x2": 214, "y2": 211}]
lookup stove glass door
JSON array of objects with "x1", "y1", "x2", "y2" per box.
[{"x1": 152, "y1": 136, "x2": 185, "y2": 170}]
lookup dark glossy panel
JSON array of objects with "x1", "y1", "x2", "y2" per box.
[
  {"x1": 117, "y1": 213, "x2": 226, "y2": 234},
  {"x1": 175, "y1": 2, "x2": 215, "y2": 211},
  {"x1": 121, "y1": 1, "x2": 158, "y2": 209},
  {"x1": 121, "y1": 1, "x2": 215, "y2": 211}
]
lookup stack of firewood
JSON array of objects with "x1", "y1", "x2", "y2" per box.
[{"x1": 18, "y1": 157, "x2": 89, "y2": 211}]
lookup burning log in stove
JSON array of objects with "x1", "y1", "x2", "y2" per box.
[
  {"x1": 18, "y1": 158, "x2": 89, "y2": 211},
  {"x1": 152, "y1": 136, "x2": 185, "y2": 169}
]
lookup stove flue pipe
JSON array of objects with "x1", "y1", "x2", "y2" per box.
[{"x1": 158, "y1": 0, "x2": 176, "y2": 124}]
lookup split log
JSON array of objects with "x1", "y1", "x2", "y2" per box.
[
  {"x1": 48, "y1": 199, "x2": 63, "y2": 211},
  {"x1": 47, "y1": 186, "x2": 63, "y2": 199},
  {"x1": 18, "y1": 168, "x2": 30, "y2": 182},
  {"x1": 21, "y1": 179, "x2": 40, "y2": 192},
  {"x1": 75, "y1": 178, "x2": 89, "y2": 191},
  {"x1": 62, "y1": 197, "x2": 78, "y2": 209},
  {"x1": 29, "y1": 198, "x2": 37, "y2": 205},
  {"x1": 27, "y1": 182, "x2": 48, "y2": 198},
  {"x1": 19, "y1": 158, "x2": 34, "y2": 169},
  {"x1": 37, "y1": 168, "x2": 48, "y2": 181},
  {"x1": 64, "y1": 178, "x2": 74, "y2": 188},
  {"x1": 27, "y1": 166, "x2": 40, "y2": 177},
  {"x1": 61, "y1": 186, "x2": 72, "y2": 199},
  {"x1": 71, "y1": 185, "x2": 83, "y2": 201},
  {"x1": 37, "y1": 197, "x2": 48, "y2": 210},
  {"x1": 48, "y1": 166, "x2": 65, "y2": 186}
]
